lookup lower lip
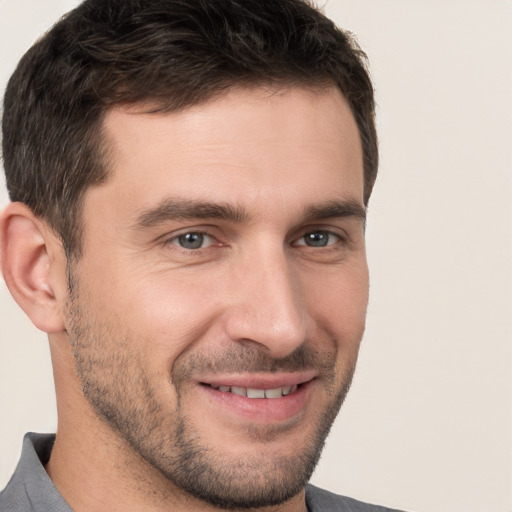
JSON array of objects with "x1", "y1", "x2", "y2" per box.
[{"x1": 199, "y1": 381, "x2": 314, "y2": 423}]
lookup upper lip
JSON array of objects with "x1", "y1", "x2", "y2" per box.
[{"x1": 199, "y1": 370, "x2": 318, "y2": 390}]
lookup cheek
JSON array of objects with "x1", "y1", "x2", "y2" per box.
[
  {"x1": 112, "y1": 269, "x2": 226, "y2": 360},
  {"x1": 303, "y1": 260, "x2": 369, "y2": 343}
]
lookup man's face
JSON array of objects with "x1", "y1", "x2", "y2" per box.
[{"x1": 66, "y1": 86, "x2": 368, "y2": 508}]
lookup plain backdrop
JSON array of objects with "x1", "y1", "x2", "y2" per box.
[{"x1": 1, "y1": 1, "x2": 511, "y2": 511}]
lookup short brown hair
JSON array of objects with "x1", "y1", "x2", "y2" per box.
[{"x1": 2, "y1": 0, "x2": 377, "y2": 258}]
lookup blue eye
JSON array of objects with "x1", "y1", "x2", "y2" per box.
[
  {"x1": 296, "y1": 231, "x2": 340, "y2": 247},
  {"x1": 172, "y1": 232, "x2": 213, "y2": 250}
]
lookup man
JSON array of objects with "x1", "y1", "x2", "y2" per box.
[{"x1": 0, "y1": 0, "x2": 400, "y2": 511}]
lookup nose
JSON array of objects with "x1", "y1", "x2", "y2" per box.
[{"x1": 222, "y1": 247, "x2": 313, "y2": 358}]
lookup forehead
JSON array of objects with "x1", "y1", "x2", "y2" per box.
[{"x1": 90, "y1": 86, "x2": 363, "y2": 222}]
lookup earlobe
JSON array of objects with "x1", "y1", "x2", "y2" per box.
[{"x1": 1, "y1": 202, "x2": 66, "y2": 333}]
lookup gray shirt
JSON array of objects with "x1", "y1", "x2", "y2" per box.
[{"x1": 1, "y1": 433, "x2": 404, "y2": 512}]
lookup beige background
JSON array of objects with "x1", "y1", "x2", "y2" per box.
[{"x1": 1, "y1": 1, "x2": 511, "y2": 511}]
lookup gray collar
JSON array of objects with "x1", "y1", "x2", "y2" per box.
[{"x1": 0, "y1": 433, "x2": 71, "y2": 512}]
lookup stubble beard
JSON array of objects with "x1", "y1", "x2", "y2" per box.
[{"x1": 65, "y1": 271, "x2": 358, "y2": 509}]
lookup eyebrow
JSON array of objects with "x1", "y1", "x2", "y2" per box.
[
  {"x1": 133, "y1": 197, "x2": 366, "y2": 230},
  {"x1": 134, "y1": 199, "x2": 249, "y2": 228},
  {"x1": 302, "y1": 199, "x2": 367, "y2": 225}
]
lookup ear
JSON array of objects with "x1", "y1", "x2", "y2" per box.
[{"x1": 1, "y1": 202, "x2": 67, "y2": 333}]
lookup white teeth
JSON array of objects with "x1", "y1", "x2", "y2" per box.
[
  {"x1": 231, "y1": 386, "x2": 247, "y2": 396},
  {"x1": 264, "y1": 387, "x2": 284, "y2": 399},
  {"x1": 247, "y1": 388, "x2": 265, "y2": 398},
  {"x1": 210, "y1": 384, "x2": 299, "y2": 399},
  {"x1": 282, "y1": 385, "x2": 293, "y2": 396}
]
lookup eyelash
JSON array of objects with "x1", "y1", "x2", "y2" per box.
[
  {"x1": 165, "y1": 229, "x2": 346, "y2": 252},
  {"x1": 293, "y1": 230, "x2": 343, "y2": 248},
  {"x1": 168, "y1": 231, "x2": 217, "y2": 251}
]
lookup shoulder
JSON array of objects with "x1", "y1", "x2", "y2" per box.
[
  {"x1": 0, "y1": 433, "x2": 71, "y2": 512},
  {"x1": 305, "y1": 484, "x2": 406, "y2": 512}
]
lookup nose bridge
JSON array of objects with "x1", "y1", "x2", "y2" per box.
[{"x1": 224, "y1": 241, "x2": 311, "y2": 357}]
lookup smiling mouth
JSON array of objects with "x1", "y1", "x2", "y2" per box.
[{"x1": 203, "y1": 383, "x2": 299, "y2": 399}]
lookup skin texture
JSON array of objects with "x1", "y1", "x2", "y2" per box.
[{"x1": 1, "y1": 86, "x2": 368, "y2": 512}]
